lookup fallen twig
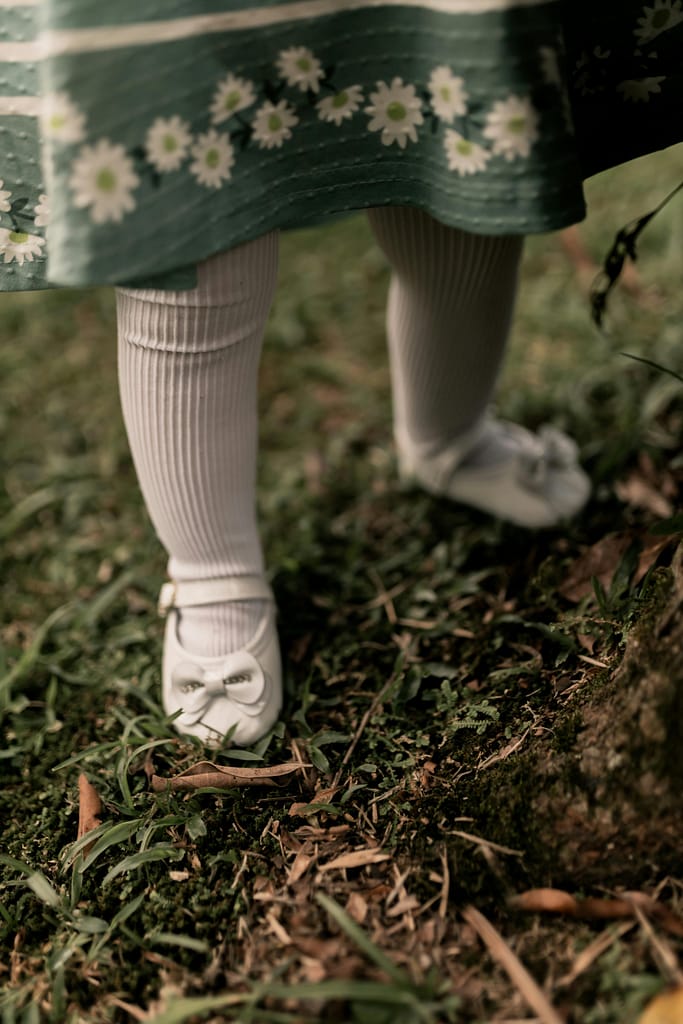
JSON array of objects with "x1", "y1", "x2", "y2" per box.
[
  {"x1": 462, "y1": 905, "x2": 564, "y2": 1024},
  {"x1": 557, "y1": 921, "x2": 635, "y2": 988}
]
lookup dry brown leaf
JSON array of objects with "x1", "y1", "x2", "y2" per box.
[
  {"x1": 265, "y1": 912, "x2": 292, "y2": 946},
  {"x1": 77, "y1": 773, "x2": 102, "y2": 855},
  {"x1": 511, "y1": 888, "x2": 683, "y2": 938},
  {"x1": 634, "y1": 535, "x2": 676, "y2": 586},
  {"x1": 319, "y1": 848, "x2": 390, "y2": 872},
  {"x1": 615, "y1": 474, "x2": 674, "y2": 520},
  {"x1": 559, "y1": 533, "x2": 632, "y2": 603},
  {"x1": 638, "y1": 987, "x2": 683, "y2": 1024},
  {"x1": 287, "y1": 844, "x2": 315, "y2": 886},
  {"x1": 462, "y1": 905, "x2": 564, "y2": 1024},
  {"x1": 168, "y1": 870, "x2": 190, "y2": 882},
  {"x1": 345, "y1": 891, "x2": 368, "y2": 924},
  {"x1": 150, "y1": 760, "x2": 308, "y2": 792},
  {"x1": 510, "y1": 888, "x2": 578, "y2": 915}
]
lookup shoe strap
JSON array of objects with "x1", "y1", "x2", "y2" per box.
[{"x1": 158, "y1": 576, "x2": 273, "y2": 616}]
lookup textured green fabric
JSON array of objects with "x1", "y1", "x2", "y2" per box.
[{"x1": 1, "y1": 0, "x2": 681, "y2": 290}]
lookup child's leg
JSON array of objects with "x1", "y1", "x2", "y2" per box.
[
  {"x1": 366, "y1": 206, "x2": 589, "y2": 527},
  {"x1": 116, "y1": 235, "x2": 280, "y2": 744}
]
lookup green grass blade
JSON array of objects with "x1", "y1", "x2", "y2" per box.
[
  {"x1": 101, "y1": 844, "x2": 183, "y2": 885},
  {"x1": 316, "y1": 893, "x2": 411, "y2": 989}
]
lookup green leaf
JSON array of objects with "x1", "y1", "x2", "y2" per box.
[
  {"x1": 26, "y1": 871, "x2": 61, "y2": 908},
  {"x1": 186, "y1": 814, "x2": 207, "y2": 841},
  {"x1": 144, "y1": 994, "x2": 245, "y2": 1024},
  {"x1": 316, "y1": 893, "x2": 410, "y2": 988},
  {"x1": 75, "y1": 818, "x2": 144, "y2": 873},
  {"x1": 102, "y1": 844, "x2": 183, "y2": 885},
  {"x1": 308, "y1": 745, "x2": 330, "y2": 772},
  {"x1": 620, "y1": 351, "x2": 683, "y2": 384},
  {"x1": 312, "y1": 730, "x2": 350, "y2": 746},
  {"x1": 148, "y1": 932, "x2": 210, "y2": 954},
  {"x1": 72, "y1": 915, "x2": 109, "y2": 934}
]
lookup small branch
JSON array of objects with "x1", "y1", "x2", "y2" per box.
[{"x1": 462, "y1": 906, "x2": 564, "y2": 1024}]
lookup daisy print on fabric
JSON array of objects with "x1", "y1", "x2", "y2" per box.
[
  {"x1": 146, "y1": 116, "x2": 192, "y2": 172},
  {"x1": 34, "y1": 194, "x2": 49, "y2": 227},
  {"x1": 366, "y1": 78, "x2": 424, "y2": 148},
  {"x1": 428, "y1": 67, "x2": 468, "y2": 123},
  {"x1": 483, "y1": 95, "x2": 539, "y2": 160},
  {"x1": 277, "y1": 47, "x2": 324, "y2": 93},
  {"x1": 190, "y1": 130, "x2": 235, "y2": 188},
  {"x1": 251, "y1": 100, "x2": 299, "y2": 149},
  {"x1": 317, "y1": 85, "x2": 364, "y2": 125},
  {"x1": 0, "y1": 181, "x2": 11, "y2": 213},
  {"x1": 444, "y1": 131, "x2": 491, "y2": 175},
  {"x1": 42, "y1": 92, "x2": 86, "y2": 144},
  {"x1": 634, "y1": 0, "x2": 683, "y2": 43},
  {"x1": 0, "y1": 228, "x2": 45, "y2": 265},
  {"x1": 70, "y1": 140, "x2": 139, "y2": 224},
  {"x1": 210, "y1": 74, "x2": 257, "y2": 124},
  {"x1": 617, "y1": 76, "x2": 666, "y2": 101}
]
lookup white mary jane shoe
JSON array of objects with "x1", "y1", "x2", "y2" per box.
[
  {"x1": 397, "y1": 417, "x2": 590, "y2": 529},
  {"x1": 158, "y1": 576, "x2": 282, "y2": 748}
]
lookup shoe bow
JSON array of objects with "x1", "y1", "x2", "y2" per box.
[
  {"x1": 171, "y1": 652, "x2": 266, "y2": 725},
  {"x1": 519, "y1": 425, "x2": 579, "y2": 490}
]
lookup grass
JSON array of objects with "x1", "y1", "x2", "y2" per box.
[{"x1": 1, "y1": 144, "x2": 682, "y2": 1023}]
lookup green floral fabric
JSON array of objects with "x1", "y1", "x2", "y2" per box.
[{"x1": 1, "y1": 0, "x2": 681, "y2": 290}]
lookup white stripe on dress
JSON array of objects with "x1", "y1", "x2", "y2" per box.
[
  {"x1": 0, "y1": 42, "x2": 39, "y2": 61},
  {"x1": 41, "y1": 0, "x2": 550, "y2": 56},
  {"x1": 0, "y1": 95, "x2": 39, "y2": 114}
]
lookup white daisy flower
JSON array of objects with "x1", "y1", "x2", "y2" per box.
[
  {"x1": 276, "y1": 46, "x2": 324, "y2": 93},
  {"x1": 0, "y1": 227, "x2": 45, "y2": 265},
  {"x1": 34, "y1": 194, "x2": 49, "y2": 227},
  {"x1": 210, "y1": 74, "x2": 257, "y2": 124},
  {"x1": 617, "y1": 76, "x2": 666, "y2": 101},
  {"x1": 428, "y1": 66, "x2": 468, "y2": 123},
  {"x1": 316, "y1": 85, "x2": 364, "y2": 125},
  {"x1": 635, "y1": 0, "x2": 683, "y2": 43},
  {"x1": 70, "y1": 139, "x2": 139, "y2": 224},
  {"x1": 251, "y1": 100, "x2": 299, "y2": 149},
  {"x1": 539, "y1": 46, "x2": 563, "y2": 88},
  {"x1": 483, "y1": 95, "x2": 539, "y2": 161},
  {"x1": 0, "y1": 180, "x2": 11, "y2": 213},
  {"x1": 365, "y1": 78, "x2": 424, "y2": 149},
  {"x1": 42, "y1": 92, "x2": 86, "y2": 144},
  {"x1": 443, "y1": 130, "x2": 491, "y2": 175},
  {"x1": 145, "y1": 116, "x2": 192, "y2": 173},
  {"x1": 189, "y1": 130, "x2": 235, "y2": 188}
]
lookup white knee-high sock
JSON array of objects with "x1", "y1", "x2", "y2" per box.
[
  {"x1": 116, "y1": 234, "x2": 278, "y2": 656},
  {"x1": 366, "y1": 206, "x2": 523, "y2": 461}
]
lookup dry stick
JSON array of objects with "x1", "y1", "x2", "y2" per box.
[
  {"x1": 557, "y1": 921, "x2": 635, "y2": 988},
  {"x1": 438, "y1": 845, "x2": 450, "y2": 920},
  {"x1": 447, "y1": 827, "x2": 523, "y2": 859},
  {"x1": 331, "y1": 673, "x2": 398, "y2": 790},
  {"x1": 462, "y1": 906, "x2": 564, "y2": 1024},
  {"x1": 630, "y1": 900, "x2": 683, "y2": 987}
]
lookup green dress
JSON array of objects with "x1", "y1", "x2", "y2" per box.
[{"x1": 1, "y1": 0, "x2": 682, "y2": 290}]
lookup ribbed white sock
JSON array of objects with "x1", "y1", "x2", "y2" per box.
[
  {"x1": 366, "y1": 206, "x2": 523, "y2": 464},
  {"x1": 116, "y1": 234, "x2": 279, "y2": 657}
]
